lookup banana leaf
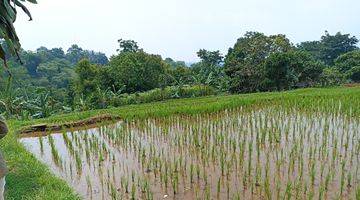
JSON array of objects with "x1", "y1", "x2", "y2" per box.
[{"x1": 0, "y1": 0, "x2": 37, "y2": 75}]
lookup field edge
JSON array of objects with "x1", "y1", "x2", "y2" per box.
[{"x1": 1, "y1": 86, "x2": 360, "y2": 200}]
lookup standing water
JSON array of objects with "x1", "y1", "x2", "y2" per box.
[{"x1": 20, "y1": 107, "x2": 359, "y2": 199}]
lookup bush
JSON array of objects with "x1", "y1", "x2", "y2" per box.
[
  {"x1": 320, "y1": 67, "x2": 346, "y2": 86},
  {"x1": 110, "y1": 85, "x2": 217, "y2": 107},
  {"x1": 347, "y1": 66, "x2": 360, "y2": 83}
]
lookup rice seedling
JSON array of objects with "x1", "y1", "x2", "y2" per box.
[
  {"x1": 205, "y1": 185, "x2": 211, "y2": 200},
  {"x1": 48, "y1": 135, "x2": 62, "y2": 167},
  {"x1": 217, "y1": 177, "x2": 221, "y2": 198},
  {"x1": 131, "y1": 183, "x2": 136, "y2": 200},
  {"x1": 123, "y1": 177, "x2": 129, "y2": 193},
  {"x1": 38, "y1": 136, "x2": 44, "y2": 154},
  {"x1": 19, "y1": 90, "x2": 359, "y2": 199}
]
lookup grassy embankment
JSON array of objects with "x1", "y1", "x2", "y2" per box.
[{"x1": 1, "y1": 86, "x2": 359, "y2": 200}]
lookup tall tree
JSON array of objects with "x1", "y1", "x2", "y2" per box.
[
  {"x1": 66, "y1": 44, "x2": 108, "y2": 65},
  {"x1": 75, "y1": 59, "x2": 100, "y2": 95},
  {"x1": 192, "y1": 49, "x2": 228, "y2": 90},
  {"x1": 66, "y1": 44, "x2": 86, "y2": 64},
  {"x1": 86, "y1": 51, "x2": 108, "y2": 65},
  {"x1": 164, "y1": 58, "x2": 194, "y2": 86},
  {"x1": 197, "y1": 49, "x2": 223, "y2": 66},
  {"x1": 117, "y1": 39, "x2": 140, "y2": 53},
  {"x1": 263, "y1": 52, "x2": 296, "y2": 91},
  {"x1": 164, "y1": 58, "x2": 187, "y2": 69},
  {"x1": 335, "y1": 50, "x2": 360, "y2": 82},
  {"x1": 224, "y1": 32, "x2": 293, "y2": 93},
  {"x1": 298, "y1": 31, "x2": 359, "y2": 65},
  {"x1": 109, "y1": 51, "x2": 166, "y2": 93},
  {"x1": 262, "y1": 51, "x2": 325, "y2": 91},
  {"x1": 22, "y1": 51, "x2": 42, "y2": 76},
  {"x1": 37, "y1": 58, "x2": 75, "y2": 88}
]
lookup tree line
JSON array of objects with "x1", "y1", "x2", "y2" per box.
[{"x1": 0, "y1": 31, "x2": 359, "y2": 119}]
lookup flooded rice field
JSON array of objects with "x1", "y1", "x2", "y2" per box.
[{"x1": 20, "y1": 107, "x2": 359, "y2": 199}]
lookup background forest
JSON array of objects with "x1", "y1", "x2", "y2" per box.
[{"x1": 1, "y1": 31, "x2": 359, "y2": 119}]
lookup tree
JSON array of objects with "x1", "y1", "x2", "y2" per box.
[
  {"x1": 295, "y1": 52, "x2": 325, "y2": 86},
  {"x1": 37, "y1": 58, "x2": 75, "y2": 88},
  {"x1": 335, "y1": 50, "x2": 360, "y2": 82},
  {"x1": 22, "y1": 51, "x2": 42, "y2": 76},
  {"x1": 297, "y1": 41, "x2": 322, "y2": 60},
  {"x1": 49, "y1": 48, "x2": 65, "y2": 59},
  {"x1": 164, "y1": 58, "x2": 194, "y2": 86},
  {"x1": 66, "y1": 44, "x2": 108, "y2": 65},
  {"x1": 191, "y1": 49, "x2": 228, "y2": 90},
  {"x1": 168, "y1": 65, "x2": 194, "y2": 86},
  {"x1": 320, "y1": 67, "x2": 345, "y2": 86},
  {"x1": 75, "y1": 59, "x2": 100, "y2": 96},
  {"x1": 262, "y1": 51, "x2": 325, "y2": 91},
  {"x1": 73, "y1": 59, "x2": 110, "y2": 109},
  {"x1": 109, "y1": 51, "x2": 166, "y2": 93},
  {"x1": 36, "y1": 47, "x2": 62, "y2": 62},
  {"x1": 66, "y1": 44, "x2": 86, "y2": 64},
  {"x1": 117, "y1": 39, "x2": 140, "y2": 53},
  {"x1": 298, "y1": 31, "x2": 359, "y2": 65},
  {"x1": 192, "y1": 50, "x2": 222, "y2": 82},
  {"x1": 197, "y1": 49, "x2": 223, "y2": 66},
  {"x1": 263, "y1": 52, "x2": 297, "y2": 91},
  {"x1": 86, "y1": 51, "x2": 108, "y2": 65},
  {"x1": 347, "y1": 66, "x2": 360, "y2": 83},
  {"x1": 164, "y1": 58, "x2": 187, "y2": 69},
  {"x1": 224, "y1": 32, "x2": 293, "y2": 93}
]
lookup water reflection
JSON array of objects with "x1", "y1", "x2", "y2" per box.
[{"x1": 20, "y1": 107, "x2": 359, "y2": 199}]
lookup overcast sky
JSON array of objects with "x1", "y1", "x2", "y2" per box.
[{"x1": 15, "y1": 0, "x2": 359, "y2": 62}]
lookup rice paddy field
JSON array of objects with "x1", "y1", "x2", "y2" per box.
[{"x1": 2, "y1": 87, "x2": 360, "y2": 200}]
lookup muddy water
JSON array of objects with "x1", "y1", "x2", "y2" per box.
[{"x1": 20, "y1": 107, "x2": 359, "y2": 200}]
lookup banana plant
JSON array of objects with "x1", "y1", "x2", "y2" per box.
[
  {"x1": 0, "y1": 0, "x2": 37, "y2": 75},
  {"x1": 0, "y1": 80, "x2": 29, "y2": 119}
]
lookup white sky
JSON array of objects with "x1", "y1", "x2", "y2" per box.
[{"x1": 15, "y1": 0, "x2": 360, "y2": 62}]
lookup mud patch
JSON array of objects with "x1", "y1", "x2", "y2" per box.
[{"x1": 20, "y1": 114, "x2": 120, "y2": 136}]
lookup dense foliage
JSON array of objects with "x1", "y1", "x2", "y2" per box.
[
  {"x1": 298, "y1": 31, "x2": 359, "y2": 65},
  {"x1": 1, "y1": 31, "x2": 359, "y2": 119},
  {"x1": 224, "y1": 32, "x2": 293, "y2": 93},
  {"x1": 224, "y1": 31, "x2": 358, "y2": 93}
]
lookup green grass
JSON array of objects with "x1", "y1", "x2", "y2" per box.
[{"x1": 1, "y1": 86, "x2": 359, "y2": 199}]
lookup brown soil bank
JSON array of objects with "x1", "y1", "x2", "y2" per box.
[
  {"x1": 344, "y1": 83, "x2": 360, "y2": 87},
  {"x1": 20, "y1": 114, "x2": 120, "y2": 136}
]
